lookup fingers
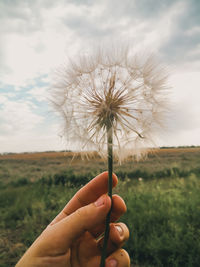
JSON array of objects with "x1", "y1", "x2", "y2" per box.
[
  {"x1": 90, "y1": 195, "x2": 127, "y2": 238},
  {"x1": 106, "y1": 249, "x2": 130, "y2": 267},
  {"x1": 110, "y1": 195, "x2": 127, "y2": 222},
  {"x1": 35, "y1": 194, "x2": 112, "y2": 256},
  {"x1": 50, "y1": 172, "x2": 118, "y2": 225},
  {"x1": 85, "y1": 248, "x2": 131, "y2": 267},
  {"x1": 97, "y1": 223, "x2": 129, "y2": 255},
  {"x1": 71, "y1": 222, "x2": 129, "y2": 266}
]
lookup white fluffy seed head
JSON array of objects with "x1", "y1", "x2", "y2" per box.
[{"x1": 50, "y1": 44, "x2": 170, "y2": 162}]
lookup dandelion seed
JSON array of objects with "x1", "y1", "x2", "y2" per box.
[{"x1": 51, "y1": 45, "x2": 169, "y2": 162}]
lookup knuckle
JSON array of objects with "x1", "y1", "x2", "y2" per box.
[
  {"x1": 115, "y1": 222, "x2": 130, "y2": 240},
  {"x1": 120, "y1": 222, "x2": 130, "y2": 238},
  {"x1": 112, "y1": 195, "x2": 127, "y2": 214},
  {"x1": 75, "y1": 206, "x2": 88, "y2": 219}
]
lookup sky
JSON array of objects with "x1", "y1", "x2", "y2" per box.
[{"x1": 0, "y1": 0, "x2": 200, "y2": 153}]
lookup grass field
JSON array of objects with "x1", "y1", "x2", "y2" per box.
[{"x1": 0, "y1": 147, "x2": 200, "y2": 266}]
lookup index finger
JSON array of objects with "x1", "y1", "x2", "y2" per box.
[{"x1": 50, "y1": 172, "x2": 118, "y2": 225}]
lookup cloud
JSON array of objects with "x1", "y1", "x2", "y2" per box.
[
  {"x1": 0, "y1": 0, "x2": 200, "y2": 152},
  {"x1": 0, "y1": 0, "x2": 59, "y2": 34},
  {"x1": 28, "y1": 86, "x2": 49, "y2": 102},
  {"x1": 1, "y1": 0, "x2": 199, "y2": 89},
  {"x1": 160, "y1": 0, "x2": 200, "y2": 66},
  {"x1": 0, "y1": 123, "x2": 64, "y2": 153},
  {"x1": 0, "y1": 86, "x2": 62, "y2": 153},
  {"x1": 164, "y1": 71, "x2": 200, "y2": 145},
  {"x1": 0, "y1": 1, "x2": 76, "y2": 87},
  {"x1": 0, "y1": 99, "x2": 44, "y2": 136},
  {"x1": 132, "y1": 0, "x2": 176, "y2": 18},
  {"x1": 0, "y1": 95, "x2": 8, "y2": 105}
]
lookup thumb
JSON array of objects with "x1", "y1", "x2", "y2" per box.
[{"x1": 44, "y1": 194, "x2": 111, "y2": 252}]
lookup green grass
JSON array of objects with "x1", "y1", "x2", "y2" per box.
[
  {"x1": 119, "y1": 175, "x2": 200, "y2": 266},
  {"x1": 0, "y1": 184, "x2": 77, "y2": 266},
  {"x1": 0, "y1": 148, "x2": 200, "y2": 266}
]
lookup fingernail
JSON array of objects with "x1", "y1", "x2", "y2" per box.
[
  {"x1": 94, "y1": 195, "x2": 105, "y2": 207},
  {"x1": 115, "y1": 225, "x2": 123, "y2": 236},
  {"x1": 107, "y1": 258, "x2": 118, "y2": 267}
]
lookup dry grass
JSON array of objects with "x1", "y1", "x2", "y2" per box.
[
  {"x1": 0, "y1": 151, "x2": 102, "y2": 160},
  {"x1": 158, "y1": 147, "x2": 200, "y2": 154},
  {"x1": 1, "y1": 147, "x2": 200, "y2": 160}
]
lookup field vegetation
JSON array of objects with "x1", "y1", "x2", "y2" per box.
[{"x1": 0, "y1": 147, "x2": 200, "y2": 266}]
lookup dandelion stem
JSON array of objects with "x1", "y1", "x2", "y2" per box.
[{"x1": 100, "y1": 125, "x2": 113, "y2": 267}]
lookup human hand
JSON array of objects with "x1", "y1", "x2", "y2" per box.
[{"x1": 16, "y1": 172, "x2": 130, "y2": 267}]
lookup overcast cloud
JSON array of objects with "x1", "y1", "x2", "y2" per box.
[{"x1": 0, "y1": 0, "x2": 200, "y2": 153}]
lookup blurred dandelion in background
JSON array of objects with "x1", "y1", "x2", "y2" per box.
[{"x1": 50, "y1": 43, "x2": 170, "y2": 266}]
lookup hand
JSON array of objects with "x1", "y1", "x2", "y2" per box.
[{"x1": 16, "y1": 172, "x2": 130, "y2": 267}]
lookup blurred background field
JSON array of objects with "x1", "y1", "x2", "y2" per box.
[{"x1": 0, "y1": 147, "x2": 200, "y2": 267}]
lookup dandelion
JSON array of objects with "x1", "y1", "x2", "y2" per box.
[{"x1": 50, "y1": 43, "x2": 169, "y2": 267}]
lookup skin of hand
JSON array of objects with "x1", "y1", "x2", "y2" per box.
[{"x1": 16, "y1": 172, "x2": 130, "y2": 267}]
